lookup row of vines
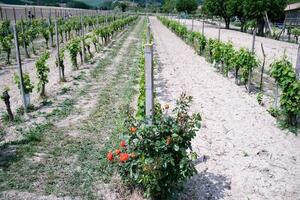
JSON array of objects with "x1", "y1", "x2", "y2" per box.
[
  {"x1": 1, "y1": 15, "x2": 138, "y2": 121},
  {"x1": 159, "y1": 16, "x2": 300, "y2": 128},
  {"x1": 0, "y1": 13, "x2": 122, "y2": 66}
]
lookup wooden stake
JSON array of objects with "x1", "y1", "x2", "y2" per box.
[
  {"x1": 218, "y1": 21, "x2": 221, "y2": 41},
  {"x1": 40, "y1": 8, "x2": 43, "y2": 19},
  {"x1": 274, "y1": 82, "x2": 279, "y2": 109},
  {"x1": 145, "y1": 43, "x2": 154, "y2": 123},
  {"x1": 295, "y1": 44, "x2": 300, "y2": 80},
  {"x1": 192, "y1": 17, "x2": 194, "y2": 31},
  {"x1": 146, "y1": 23, "x2": 151, "y2": 44},
  {"x1": 248, "y1": 28, "x2": 256, "y2": 93},
  {"x1": 202, "y1": 18, "x2": 205, "y2": 35},
  {"x1": 0, "y1": 7, "x2": 3, "y2": 21},
  {"x1": 13, "y1": 8, "x2": 27, "y2": 113},
  {"x1": 260, "y1": 43, "x2": 266, "y2": 91},
  {"x1": 54, "y1": 11, "x2": 62, "y2": 81},
  {"x1": 80, "y1": 14, "x2": 86, "y2": 63}
]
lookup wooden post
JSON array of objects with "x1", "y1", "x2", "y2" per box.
[
  {"x1": 248, "y1": 29, "x2": 256, "y2": 93},
  {"x1": 295, "y1": 44, "x2": 300, "y2": 80},
  {"x1": 145, "y1": 44, "x2": 154, "y2": 123},
  {"x1": 146, "y1": 23, "x2": 151, "y2": 44},
  {"x1": 25, "y1": 7, "x2": 28, "y2": 20},
  {"x1": 259, "y1": 43, "x2": 266, "y2": 91},
  {"x1": 80, "y1": 14, "x2": 86, "y2": 63},
  {"x1": 202, "y1": 18, "x2": 205, "y2": 35},
  {"x1": 218, "y1": 21, "x2": 221, "y2": 41},
  {"x1": 21, "y1": 17, "x2": 29, "y2": 58},
  {"x1": 13, "y1": 8, "x2": 27, "y2": 113},
  {"x1": 40, "y1": 8, "x2": 43, "y2": 19},
  {"x1": 192, "y1": 17, "x2": 194, "y2": 31},
  {"x1": 274, "y1": 82, "x2": 279, "y2": 109},
  {"x1": 0, "y1": 7, "x2": 3, "y2": 21},
  {"x1": 4, "y1": 9, "x2": 7, "y2": 20},
  {"x1": 54, "y1": 12, "x2": 62, "y2": 81}
]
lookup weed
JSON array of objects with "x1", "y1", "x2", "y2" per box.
[
  {"x1": 46, "y1": 99, "x2": 75, "y2": 120},
  {"x1": 59, "y1": 87, "x2": 71, "y2": 95},
  {"x1": 23, "y1": 122, "x2": 54, "y2": 143}
]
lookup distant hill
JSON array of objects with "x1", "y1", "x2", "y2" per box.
[{"x1": 0, "y1": 0, "x2": 94, "y2": 9}]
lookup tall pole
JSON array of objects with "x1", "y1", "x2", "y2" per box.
[
  {"x1": 218, "y1": 21, "x2": 221, "y2": 41},
  {"x1": 145, "y1": 44, "x2": 154, "y2": 124},
  {"x1": 55, "y1": 11, "x2": 62, "y2": 81},
  {"x1": 295, "y1": 44, "x2": 300, "y2": 80},
  {"x1": 80, "y1": 13, "x2": 86, "y2": 63},
  {"x1": 248, "y1": 29, "x2": 256, "y2": 93},
  {"x1": 13, "y1": 8, "x2": 27, "y2": 113},
  {"x1": 202, "y1": 17, "x2": 205, "y2": 35}
]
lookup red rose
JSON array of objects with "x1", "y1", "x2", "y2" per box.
[
  {"x1": 107, "y1": 152, "x2": 113, "y2": 161},
  {"x1": 120, "y1": 140, "x2": 126, "y2": 147},
  {"x1": 130, "y1": 127, "x2": 137, "y2": 133},
  {"x1": 115, "y1": 149, "x2": 121, "y2": 155},
  {"x1": 119, "y1": 153, "x2": 129, "y2": 162}
]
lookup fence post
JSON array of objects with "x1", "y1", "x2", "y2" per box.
[
  {"x1": 54, "y1": 12, "x2": 62, "y2": 81},
  {"x1": 40, "y1": 8, "x2": 43, "y2": 19},
  {"x1": 192, "y1": 17, "x2": 194, "y2": 31},
  {"x1": 13, "y1": 8, "x2": 27, "y2": 113},
  {"x1": 218, "y1": 21, "x2": 221, "y2": 41},
  {"x1": 146, "y1": 22, "x2": 151, "y2": 44},
  {"x1": 145, "y1": 43, "x2": 154, "y2": 124},
  {"x1": 0, "y1": 7, "x2": 3, "y2": 21},
  {"x1": 80, "y1": 14, "x2": 86, "y2": 63},
  {"x1": 20, "y1": 18, "x2": 29, "y2": 58},
  {"x1": 296, "y1": 44, "x2": 300, "y2": 80},
  {"x1": 248, "y1": 29, "x2": 256, "y2": 93},
  {"x1": 202, "y1": 18, "x2": 205, "y2": 35},
  {"x1": 274, "y1": 82, "x2": 279, "y2": 109}
]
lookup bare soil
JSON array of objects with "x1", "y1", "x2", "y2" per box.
[{"x1": 151, "y1": 16, "x2": 300, "y2": 200}]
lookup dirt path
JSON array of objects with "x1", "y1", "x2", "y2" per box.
[{"x1": 151, "y1": 16, "x2": 300, "y2": 200}]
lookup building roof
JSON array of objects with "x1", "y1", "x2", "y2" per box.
[{"x1": 285, "y1": 3, "x2": 300, "y2": 12}]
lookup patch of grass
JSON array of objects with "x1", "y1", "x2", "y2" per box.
[
  {"x1": 41, "y1": 99, "x2": 53, "y2": 107},
  {"x1": 1, "y1": 112, "x2": 24, "y2": 126},
  {"x1": 23, "y1": 122, "x2": 54, "y2": 143},
  {"x1": 46, "y1": 99, "x2": 75, "y2": 120},
  {"x1": 59, "y1": 87, "x2": 72, "y2": 95},
  {"x1": 16, "y1": 104, "x2": 36, "y2": 115},
  {"x1": 74, "y1": 71, "x2": 87, "y2": 81}
]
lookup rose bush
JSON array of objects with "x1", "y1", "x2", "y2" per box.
[{"x1": 106, "y1": 93, "x2": 201, "y2": 199}]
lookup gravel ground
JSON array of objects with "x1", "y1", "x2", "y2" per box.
[
  {"x1": 178, "y1": 18, "x2": 298, "y2": 69},
  {"x1": 151, "y1": 16, "x2": 300, "y2": 200}
]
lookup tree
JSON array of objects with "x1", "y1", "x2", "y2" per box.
[
  {"x1": 203, "y1": 0, "x2": 233, "y2": 29},
  {"x1": 242, "y1": 0, "x2": 287, "y2": 36},
  {"x1": 227, "y1": 0, "x2": 247, "y2": 32},
  {"x1": 176, "y1": 0, "x2": 198, "y2": 14},
  {"x1": 162, "y1": 0, "x2": 176, "y2": 13}
]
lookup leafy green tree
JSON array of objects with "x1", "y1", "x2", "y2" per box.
[
  {"x1": 162, "y1": 0, "x2": 176, "y2": 13},
  {"x1": 242, "y1": 0, "x2": 287, "y2": 36},
  {"x1": 203, "y1": 0, "x2": 236, "y2": 29},
  {"x1": 176, "y1": 0, "x2": 198, "y2": 14}
]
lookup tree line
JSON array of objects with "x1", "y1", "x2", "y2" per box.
[{"x1": 202, "y1": 0, "x2": 287, "y2": 36}]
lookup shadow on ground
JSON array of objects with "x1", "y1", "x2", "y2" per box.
[{"x1": 179, "y1": 171, "x2": 230, "y2": 200}]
